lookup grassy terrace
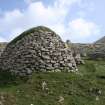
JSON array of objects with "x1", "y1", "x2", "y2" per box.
[{"x1": 0, "y1": 60, "x2": 105, "y2": 105}]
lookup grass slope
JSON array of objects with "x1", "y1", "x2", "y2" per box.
[{"x1": 0, "y1": 60, "x2": 105, "y2": 105}]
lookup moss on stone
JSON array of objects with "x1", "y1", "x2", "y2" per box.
[{"x1": 8, "y1": 26, "x2": 54, "y2": 45}]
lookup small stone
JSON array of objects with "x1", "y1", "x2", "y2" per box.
[
  {"x1": 54, "y1": 69, "x2": 61, "y2": 72},
  {"x1": 96, "y1": 96, "x2": 99, "y2": 101},
  {"x1": 26, "y1": 69, "x2": 32, "y2": 75},
  {"x1": 98, "y1": 90, "x2": 102, "y2": 95},
  {"x1": 0, "y1": 101, "x2": 3, "y2": 105},
  {"x1": 58, "y1": 96, "x2": 64, "y2": 104},
  {"x1": 42, "y1": 81, "x2": 47, "y2": 91}
]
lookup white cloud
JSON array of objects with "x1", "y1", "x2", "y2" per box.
[
  {"x1": 0, "y1": 37, "x2": 6, "y2": 42},
  {"x1": 67, "y1": 18, "x2": 100, "y2": 42},
  {"x1": 10, "y1": 28, "x2": 24, "y2": 40},
  {"x1": 0, "y1": 0, "x2": 79, "y2": 41},
  {"x1": 0, "y1": 0, "x2": 100, "y2": 43}
]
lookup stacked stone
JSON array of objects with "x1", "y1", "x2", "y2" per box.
[
  {"x1": 0, "y1": 26, "x2": 77, "y2": 76},
  {"x1": 66, "y1": 40, "x2": 84, "y2": 65},
  {"x1": 0, "y1": 43, "x2": 7, "y2": 56},
  {"x1": 74, "y1": 54, "x2": 85, "y2": 65}
]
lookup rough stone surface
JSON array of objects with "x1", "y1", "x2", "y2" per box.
[
  {"x1": 74, "y1": 53, "x2": 85, "y2": 65},
  {"x1": 66, "y1": 40, "x2": 84, "y2": 65},
  {"x1": 0, "y1": 26, "x2": 77, "y2": 76},
  {"x1": 0, "y1": 43, "x2": 7, "y2": 56}
]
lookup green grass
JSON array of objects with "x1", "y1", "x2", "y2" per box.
[{"x1": 0, "y1": 60, "x2": 105, "y2": 105}]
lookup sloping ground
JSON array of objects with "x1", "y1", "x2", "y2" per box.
[{"x1": 0, "y1": 60, "x2": 105, "y2": 105}]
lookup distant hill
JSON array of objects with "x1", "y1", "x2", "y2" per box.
[
  {"x1": 86, "y1": 36, "x2": 105, "y2": 59},
  {"x1": 95, "y1": 36, "x2": 105, "y2": 44},
  {"x1": 68, "y1": 36, "x2": 105, "y2": 59}
]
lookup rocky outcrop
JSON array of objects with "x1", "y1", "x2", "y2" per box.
[{"x1": 0, "y1": 26, "x2": 77, "y2": 76}]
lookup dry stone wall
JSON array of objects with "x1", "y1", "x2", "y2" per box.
[
  {"x1": 0, "y1": 43, "x2": 7, "y2": 56},
  {"x1": 66, "y1": 40, "x2": 85, "y2": 65},
  {"x1": 0, "y1": 26, "x2": 77, "y2": 76}
]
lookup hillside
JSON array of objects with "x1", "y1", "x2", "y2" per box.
[
  {"x1": 71, "y1": 43, "x2": 94, "y2": 57},
  {"x1": 87, "y1": 36, "x2": 105, "y2": 59},
  {"x1": 0, "y1": 60, "x2": 105, "y2": 105},
  {"x1": 69, "y1": 36, "x2": 105, "y2": 59}
]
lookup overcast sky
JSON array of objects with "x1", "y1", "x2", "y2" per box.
[{"x1": 0, "y1": 0, "x2": 105, "y2": 43}]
